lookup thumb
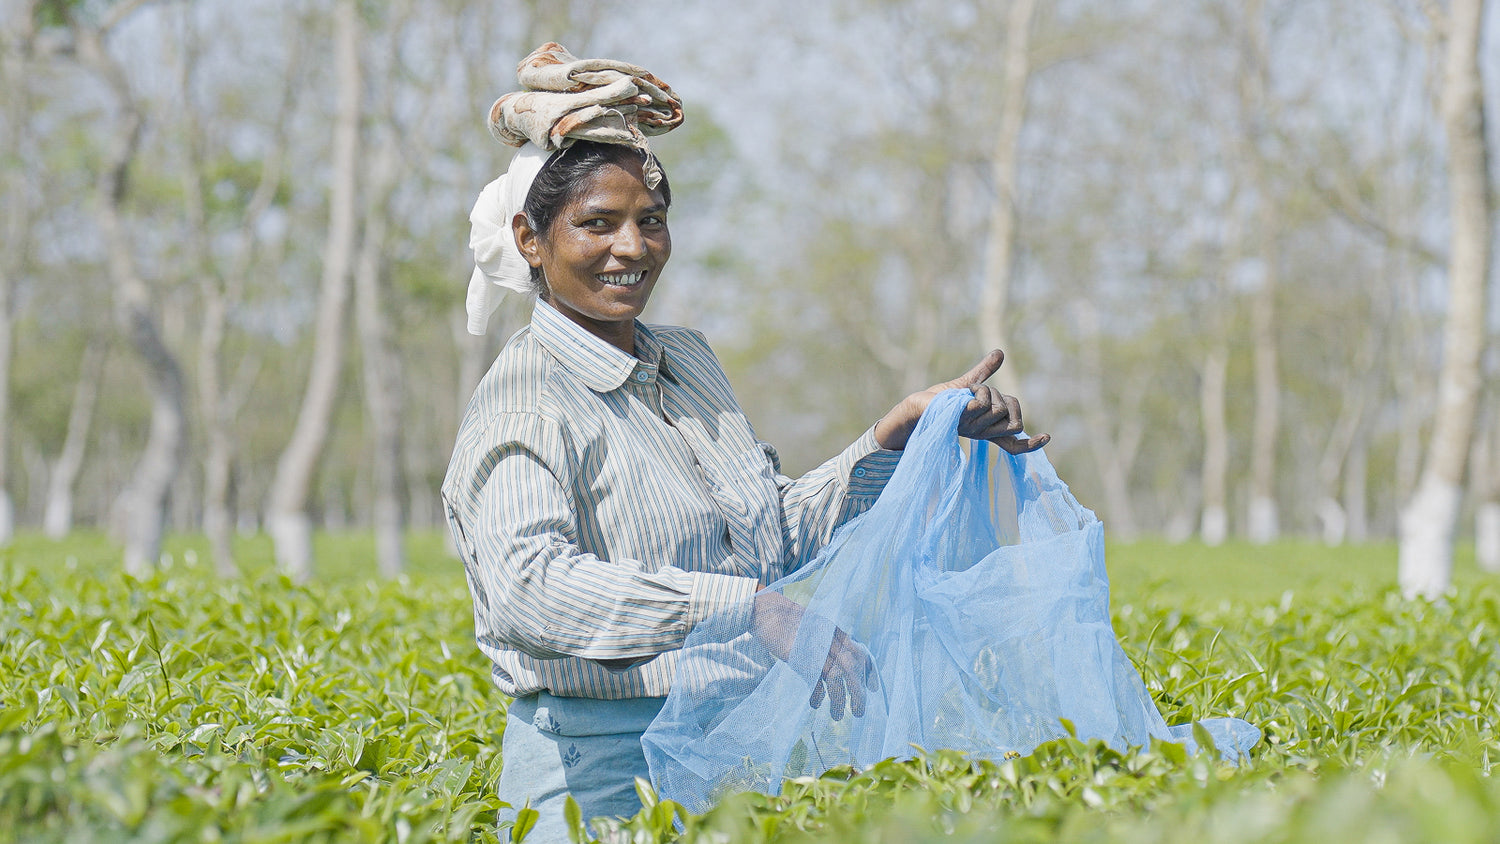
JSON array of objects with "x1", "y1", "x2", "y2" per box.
[{"x1": 947, "y1": 349, "x2": 1005, "y2": 389}]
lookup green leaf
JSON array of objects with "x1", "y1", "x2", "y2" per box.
[
  {"x1": 564, "y1": 794, "x2": 587, "y2": 843},
  {"x1": 511, "y1": 802, "x2": 539, "y2": 842}
]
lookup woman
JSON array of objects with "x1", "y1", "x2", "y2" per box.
[{"x1": 442, "y1": 44, "x2": 1047, "y2": 842}]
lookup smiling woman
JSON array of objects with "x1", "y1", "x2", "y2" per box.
[
  {"x1": 513, "y1": 145, "x2": 672, "y2": 353},
  {"x1": 442, "y1": 43, "x2": 1047, "y2": 844}
]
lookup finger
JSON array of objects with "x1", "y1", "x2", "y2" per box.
[
  {"x1": 809, "y1": 677, "x2": 826, "y2": 710},
  {"x1": 844, "y1": 651, "x2": 870, "y2": 716},
  {"x1": 1002, "y1": 394, "x2": 1023, "y2": 435},
  {"x1": 832, "y1": 642, "x2": 870, "y2": 717},
  {"x1": 945, "y1": 350, "x2": 1005, "y2": 390},
  {"x1": 963, "y1": 401, "x2": 1024, "y2": 443},
  {"x1": 961, "y1": 384, "x2": 995, "y2": 424},
  {"x1": 826, "y1": 674, "x2": 846, "y2": 721},
  {"x1": 993, "y1": 432, "x2": 1051, "y2": 454},
  {"x1": 849, "y1": 674, "x2": 866, "y2": 718},
  {"x1": 961, "y1": 386, "x2": 1008, "y2": 432}
]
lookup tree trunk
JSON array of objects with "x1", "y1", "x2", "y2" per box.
[
  {"x1": 1479, "y1": 503, "x2": 1500, "y2": 574},
  {"x1": 1241, "y1": 0, "x2": 1279, "y2": 544},
  {"x1": 1077, "y1": 300, "x2": 1142, "y2": 540},
  {"x1": 78, "y1": 25, "x2": 189, "y2": 577},
  {"x1": 1246, "y1": 216, "x2": 1279, "y2": 543},
  {"x1": 176, "y1": 5, "x2": 289, "y2": 577},
  {"x1": 1199, "y1": 345, "x2": 1230, "y2": 546},
  {"x1": 1399, "y1": 0, "x2": 1491, "y2": 598},
  {"x1": 44, "y1": 342, "x2": 106, "y2": 538},
  {"x1": 0, "y1": 5, "x2": 38, "y2": 544},
  {"x1": 1314, "y1": 337, "x2": 1376, "y2": 545},
  {"x1": 1392, "y1": 260, "x2": 1431, "y2": 504},
  {"x1": 354, "y1": 141, "x2": 406, "y2": 578},
  {"x1": 0, "y1": 228, "x2": 13, "y2": 545},
  {"x1": 977, "y1": 0, "x2": 1037, "y2": 397},
  {"x1": 1344, "y1": 433, "x2": 1369, "y2": 543},
  {"x1": 1477, "y1": 404, "x2": 1500, "y2": 573},
  {"x1": 266, "y1": 0, "x2": 361, "y2": 581}
]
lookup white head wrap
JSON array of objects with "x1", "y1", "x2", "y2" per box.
[
  {"x1": 464, "y1": 43, "x2": 684, "y2": 335},
  {"x1": 465, "y1": 143, "x2": 552, "y2": 335}
]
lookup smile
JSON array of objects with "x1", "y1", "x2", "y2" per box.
[{"x1": 596, "y1": 271, "x2": 646, "y2": 288}]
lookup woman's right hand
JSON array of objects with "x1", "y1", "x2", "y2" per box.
[
  {"x1": 752, "y1": 590, "x2": 876, "y2": 720},
  {"x1": 873, "y1": 350, "x2": 1051, "y2": 453}
]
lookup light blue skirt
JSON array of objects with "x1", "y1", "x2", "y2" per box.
[{"x1": 497, "y1": 693, "x2": 667, "y2": 843}]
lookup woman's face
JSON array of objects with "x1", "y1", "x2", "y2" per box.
[{"x1": 516, "y1": 158, "x2": 671, "y2": 351}]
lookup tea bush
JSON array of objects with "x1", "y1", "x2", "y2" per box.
[{"x1": 2, "y1": 533, "x2": 1496, "y2": 843}]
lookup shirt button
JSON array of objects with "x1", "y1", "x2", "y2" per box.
[
  {"x1": 853, "y1": 467, "x2": 867, "y2": 478},
  {"x1": 635, "y1": 371, "x2": 650, "y2": 382}
]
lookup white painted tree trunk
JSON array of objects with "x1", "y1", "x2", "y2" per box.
[
  {"x1": 1244, "y1": 0, "x2": 1279, "y2": 546},
  {"x1": 202, "y1": 428, "x2": 236, "y2": 575},
  {"x1": 977, "y1": 0, "x2": 1037, "y2": 397},
  {"x1": 1077, "y1": 301, "x2": 1142, "y2": 540},
  {"x1": 1317, "y1": 498, "x2": 1346, "y2": 546},
  {"x1": 1398, "y1": 0, "x2": 1491, "y2": 599},
  {"x1": 180, "y1": 3, "x2": 296, "y2": 576},
  {"x1": 44, "y1": 343, "x2": 105, "y2": 538},
  {"x1": 0, "y1": 9, "x2": 32, "y2": 546},
  {"x1": 1344, "y1": 436, "x2": 1369, "y2": 543},
  {"x1": 1246, "y1": 495, "x2": 1278, "y2": 545},
  {"x1": 1200, "y1": 346, "x2": 1230, "y2": 546},
  {"x1": 266, "y1": 0, "x2": 361, "y2": 582},
  {"x1": 78, "y1": 25, "x2": 189, "y2": 577},
  {"x1": 0, "y1": 266, "x2": 12, "y2": 546},
  {"x1": 1477, "y1": 410, "x2": 1500, "y2": 572},
  {"x1": 354, "y1": 142, "x2": 406, "y2": 578},
  {"x1": 1478, "y1": 504, "x2": 1500, "y2": 574},
  {"x1": 1246, "y1": 242, "x2": 1279, "y2": 544},
  {"x1": 1401, "y1": 480, "x2": 1460, "y2": 596}
]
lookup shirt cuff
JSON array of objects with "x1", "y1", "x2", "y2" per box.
[
  {"x1": 687, "y1": 571, "x2": 758, "y2": 636},
  {"x1": 836, "y1": 426, "x2": 903, "y2": 498}
]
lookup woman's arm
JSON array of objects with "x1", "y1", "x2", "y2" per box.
[{"x1": 769, "y1": 350, "x2": 1048, "y2": 573}]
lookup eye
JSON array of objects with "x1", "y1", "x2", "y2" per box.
[
  {"x1": 641, "y1": 214, "x2": 666, "y2": 227},
  {"x1": 581, "y1": 218, "x2": 610, "y2": 229}
]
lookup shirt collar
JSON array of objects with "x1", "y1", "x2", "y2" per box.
[{"x1": 530, "y1": 298, "x2": 672, "y2": 392}]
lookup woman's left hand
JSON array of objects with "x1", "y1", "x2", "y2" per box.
[{"x1": 873, "y1": 350, "x2": 1051, "y2": 454}]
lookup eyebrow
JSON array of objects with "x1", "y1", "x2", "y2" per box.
[{"x1": 578, "y1": 203, "x2": 667, "y2": 216}]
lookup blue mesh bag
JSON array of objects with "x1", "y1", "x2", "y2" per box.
[{"x1": 641, "y1": 389, "x2": 1258, "y2": 813}]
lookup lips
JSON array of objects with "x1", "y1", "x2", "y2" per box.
[{"x1": 596, "y1": 271, "x2": 646, "y2": 287}]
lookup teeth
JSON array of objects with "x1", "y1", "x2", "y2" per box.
[{"x1": 597, "y1": 271, "x2": 645, "y2": 287}]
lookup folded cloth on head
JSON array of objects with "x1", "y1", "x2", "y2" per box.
[{"x1": 487, "y1": 42, "x2": 683, "y2": 187}]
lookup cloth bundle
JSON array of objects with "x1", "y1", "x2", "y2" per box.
[
  {"x1": 466, "y1": 43, "x2": 683, "y2": 335},
  {"x1": 642, "y1": 389, "x2": 1260, "y2": 814},
  {"x1": 487, "y1": 42, "x2": 683, "y2": 187}
]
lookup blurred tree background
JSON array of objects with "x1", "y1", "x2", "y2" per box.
[{"x1": 0, "y1": 0, "x2": 1496, "y2": 590}]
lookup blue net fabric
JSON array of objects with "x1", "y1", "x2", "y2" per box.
[{"x1": 641, "y1": 389, "x2": 1259, "y2": 813}]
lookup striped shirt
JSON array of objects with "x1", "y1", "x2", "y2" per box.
[{"x1": 441, "y1": 299, "x2": 901, "y2": 699}]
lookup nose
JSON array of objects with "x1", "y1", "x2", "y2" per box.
[{"x1": 611, "y1": 222, "x2": 647, "y2": 261}]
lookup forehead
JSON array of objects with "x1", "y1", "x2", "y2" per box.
[{"x1": 563, "y1": 161, "x2": 667, "y2": 212}]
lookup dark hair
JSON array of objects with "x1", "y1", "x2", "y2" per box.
[{"x1": 523, "y1": 141, "x2": 672, "y2": 292}]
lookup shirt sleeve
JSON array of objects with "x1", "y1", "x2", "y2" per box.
[
  {"x1": 444, "y1": 410, "x2": 758, "y2": 664},
  {"x1": 768, "y1": 424, "x2": 903, "y2": 574}
]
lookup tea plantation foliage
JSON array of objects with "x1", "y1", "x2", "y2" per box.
[{"x1": 3, "y1": 534, "x2": 1498, "y2": 843}]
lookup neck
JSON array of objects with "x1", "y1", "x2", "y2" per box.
[
  {"x1": 596, "y1": 322, "x2": 636, "y2": 356},
  {"x1": 543, "y1": 294, "x2": 636, "y2": 354}
]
